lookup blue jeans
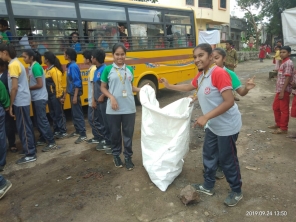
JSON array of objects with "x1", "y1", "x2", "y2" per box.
[
  {"x1": 32, "y1": 100, "x2": 55, "y2": 144},
  {"x1": 0, "y1": 174, "x2": 6, "y2": 188}
]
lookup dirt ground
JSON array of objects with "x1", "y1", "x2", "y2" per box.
[{"x1": 1, "y1": 59, "x2": 296, "y2": 222}]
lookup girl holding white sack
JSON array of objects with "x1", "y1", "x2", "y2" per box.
[{"x1": 159, "y1": 43, "x2": 243, "y2": 207}]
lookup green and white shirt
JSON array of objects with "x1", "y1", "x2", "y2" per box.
[
  {"x1": 100, "y1": 63, "x2": 136, "y2": 115},
  {"x1": 29, "y1": 62, "x2": 48, "y2": 101}
]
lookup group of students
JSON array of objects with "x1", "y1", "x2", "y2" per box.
[{"x1": 0, "y1": 42, "x2": 143, "y2": 199}]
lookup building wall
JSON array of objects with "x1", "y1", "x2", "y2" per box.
[{"x1": 157, "y1": 0, "x2": 230, "y2": 24}]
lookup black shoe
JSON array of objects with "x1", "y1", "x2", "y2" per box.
[
  {"x1": 86, "y1": 138, "x2": 101, "y2": 144},
  {"x1": 0, "y1": 165, "x2": 4, "y2": 172},
  {"x1": 36, "y1": 140, "x2": 46, "y2": 147},
  {"x1": 56, "y1": 132, "x2": 68, "y2": 139},
  {"x1": 113, "y1": 156, "x2": 123, "y2": 168},
  {"x1": 42, "y1": 143, "x2": 58, "y2": 152},
  {"x1": 96, "y1": 140, "x2": 111, "y2": 151},
  {"x1": 16, "y1": 155, "x2": 37, "y2": 165},
  {"x1": 53, "y1": 132, "x2": 60, "y2": 138},
  {"x1": 125, "y1": 157, "x2": 134, "y2": 171},
  {"x1": 68, "y1": 132, "x2": 79, "y2": 138},
  {"x1": 75, "y1": 136, "x2": 87, "y2": 144}
]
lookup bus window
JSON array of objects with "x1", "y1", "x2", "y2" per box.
[
  {"x1": 128, "y1": 8, "x2": 162, "y2": 23},
  {"x1": 164, "y1": 11, "x2": 191, "y2": 24},
  {"x1": 11, "y1": 0, "x2": 76, "y2": 18},
  {"x1": 82, "y1": 21, "x2": 127, "y2": 51},
  {"x1": 14, "y1": 19, "x2": 78, "y2": 54},
  {"x1": 79, "y1": 3, "x2": 126, "y2": 21},
  {"x1": 171, "y1": 25, "x2": 192, "y2": 48},
  {"x1": 0, "y1": 1, "x2": 7, "y2": 15}
]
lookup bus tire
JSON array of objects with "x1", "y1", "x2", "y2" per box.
[{"x1": 135, "y1": 78, "x2": 157, "y2": 105}]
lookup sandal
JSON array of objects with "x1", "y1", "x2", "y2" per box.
[
  {"x1": 9, "y1": 147, "x2": 18, "y2": 153},
  {"x1": 272, "y1": 129, "x2": 287, "y2": 134},
  {"x1": 268, "y1": 125, "x2": 279, "y2": 129}
]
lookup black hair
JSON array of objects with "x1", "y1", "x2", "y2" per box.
[
  {"x1": 275, "y1": 46, "x2": 281, "y2": 50},
  {"x1": 82, "y1": 50, "x2": 92, "y2": 61},
  {"x1": 277, "y1": 40, "x2": 282, "y2": 43},
  {"x1": 43, "y1": 51, "x2": 63, "y2": 73},
  {"x1": 23, "y1": 49, "x2": 42, "y2": 64},
  {"x1": 0, "y1": 58, "x2": 8, "y2": 69},
  {"x1": 0, "y1": 44, "x2": 16, "y2": 59},
  {"x1": 70, "y1": 32, "x2": 79, "y2": 37},
  {"x1": 65, "y1": 48, "x2": 77, "y2": 62},
  {"x1": 281, "y1": 46, "x2": 291, "y2": 53},
  {"x1": 92, "y1": 49, "x2": 106, "y2": 64},
  {"x1": 0, "y1": 19, "x2": 8, "y2": 28},
  {"x1": 193, "y1": 43, "x2": 212, "y2": 55},
  {"x1": 226, "y1": 40, "x2": 233, "y2": 45},
  {"x1": 112, "y1": 43, "x2": 127, "y2": 54},
  {"x1": 213, "y1": 47, "x2": 226, "y2": 58}
]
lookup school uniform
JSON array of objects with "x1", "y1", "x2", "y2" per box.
[
  {"x1": 191, "y1": 66, "x2": 242, "y2": 193},
  {"x1": 45, "y1": 66, "x2": 67, "y2": 135},
  {"x1": 71, "y1": 42, "x2": 81, "y2": 52},
  {"x1": 93, "y1": 64, "x2": 111, "y2": 144},
  {"x1": 0, "y1": 80, "x2": 10, "y2": 168},
  {"x1": 0, "y1": 70, "x2": 16, "y2": 149},
  {"x1": 66, "y1": 61, "x2": 86, "y2": 137},
  {"x1": 8, "y1": 58, "x2": 36, "y2": 156},
  {"x1": 29, "y1": 62, "x2": 55, "y2": 144},
  {"x1": 100, "y1": 63, "x2": 136, "y2": 157},
  {"x1": 273, "y1": 57, "x2": 294, "y2": 129},
  {"x1": 87, "y1": 65, "x2": 105, "y2": 141}
]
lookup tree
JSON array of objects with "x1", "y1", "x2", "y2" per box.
[
  {"x1": 237, "y1": 0, "x2": 296, "y2": 38},
  {"x1": 133, "y1": 0, "x2": 158, "y2": 3},
  {"x1": 241, "y1": 6, "x2": 263, "y2": 49}
]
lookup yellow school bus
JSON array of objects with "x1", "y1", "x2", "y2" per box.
[{"x1": 1, "y1": 0, "x2": 198, "y2": 112}]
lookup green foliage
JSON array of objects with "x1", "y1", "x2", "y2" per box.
[{"x1": 238, "y1": 0, "x2": 296, "y2": 37}]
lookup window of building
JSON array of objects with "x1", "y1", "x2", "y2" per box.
[
  {"x1": 198, "y1": 0, "x2": 212, "y2": 9},
  {"x1": 186, "y1": 0, "x2": 194, "y2": 6},
  {"x1": 79, "y1": 3, "x2": 126, "y2": 21},
  {"x1": 128, "y1": 8, "x2": 162, "y2": 23},
  {"x1": 219, "y1": 0, "x2": 227, "y2": 9},
  {"x1": 11, "y1": 0, "x2": 76, "y2": 18}
]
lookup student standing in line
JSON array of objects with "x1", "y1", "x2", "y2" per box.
[
  {"x1": 64, "y1": 48, "x2": 86, "y2": 144},
  {"x1": 43, "y1": 51, "x2": 67, "y2": 139},
  {"x1": 159, "y1": 43, "x2": 243, "y2": 207},
  {"x1": 0, "y1": 45, "x2": 36, "y2": 164},
  {"x1": 82, "y1": 50, "x2": 105, "y2": 144},
  {"x1": 0, "y1": 76, "x2": 10, "y2": 171},
  {"x1": 0, "y1": 59, "x2": 17, "y2": 153},
  {"x1": 100, "y1": 43, "x2": 141, "y2": 170},
  {"x1": 92, "y1": 49, "x2": 112, "y2": 155},
  {"x1": 22, "y1": 49, "x2": 57, "y2": 152},
  {"x1": 268, "y1": 46, "x2": 294, "y2": 134},
  {"x1": 0, "y1": 79, "x2": 12, "y2": 197}
]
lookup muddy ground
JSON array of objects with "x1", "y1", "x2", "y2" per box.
[{"x1": 1, "y1": 60, "x2": 296, "y2": 222}]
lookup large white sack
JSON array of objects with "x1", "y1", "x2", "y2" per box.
[{"x1": 140, "y1": 85, "x2": 194, "y2": 191}]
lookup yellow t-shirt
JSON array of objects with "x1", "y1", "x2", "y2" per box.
[
  {"x1": 45, "y1": 66, "x2": 64, "y2": 98},
  {"x1": 274, "y1": 50, "x2": 281, "y2": 60}
]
